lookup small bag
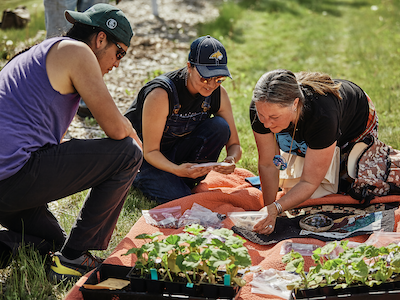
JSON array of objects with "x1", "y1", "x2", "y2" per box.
[
  {"x1": 348, "y1": 135, "x2": 400, "y2": 204},
  {"x1": 228, "y1": 211, "x2": 268, "y2": 231}
]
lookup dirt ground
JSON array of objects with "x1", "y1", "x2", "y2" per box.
[{"x1": 66, "y1": 0, "x2": 219, "y2": 139}]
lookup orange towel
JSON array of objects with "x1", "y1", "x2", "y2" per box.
[{"x1": 64, "y1": 168, "x2": 400, "y2": 300}]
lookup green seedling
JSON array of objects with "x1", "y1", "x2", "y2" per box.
[
  {"x1": 283, "y1": 240, "x2": 400, "y2": 292},
  {"x1": 122, "y1": 224, "x2": 251, "y2": 287}
]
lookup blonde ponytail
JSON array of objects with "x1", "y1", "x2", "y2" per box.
[{"x1": 295, "y1": 71, "x2": 342, "y2": 100}]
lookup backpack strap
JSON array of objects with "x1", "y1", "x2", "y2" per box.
[
  {"x1": 157, "y1": 75, "x2": 212, "y2": 114},
  {"x1": 157, "y1": 75, "x2": 181, "y2": 114}
]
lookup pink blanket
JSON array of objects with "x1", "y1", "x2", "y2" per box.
[{"x1": 65, "y1": 168, "x2": 400, "y2": 300}]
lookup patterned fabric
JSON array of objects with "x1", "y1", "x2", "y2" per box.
[
  {"x1": 351, "y1": 94, "x2": 379, "y2": 144},
  {"x1": 284, "y1": 203, "x2": 392, "y2": 218},
  {"x1": 275, "y1": 132, "x2": 307, "y2": 157},
  {"x1": 232, "y1": 208, "x2": 396, "y2": 245},
  {"x1": 350, "y1": 135, "x2": 400, "y2": 203},
  {"x1": 339, "y1": 95, "x2": 379, "y2": 193}
]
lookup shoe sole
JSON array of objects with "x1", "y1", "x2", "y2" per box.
[
  {"x1": 49, "y1": 256, "x2": 82, "y2": 283},
  {"x1": 48, "y1": 268, "x2": 80, "y2": 283}
]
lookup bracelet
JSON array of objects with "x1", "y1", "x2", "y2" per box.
[{"x1": 274, "y1": 202, "x2": 283, "y2": 215}]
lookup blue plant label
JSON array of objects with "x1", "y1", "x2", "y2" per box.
[
  {"x1": 186, "y1": 283, "x2": 194, "y2": 288},
  {"x1": 224, "y1": 274, "x2": 231, "y2": 286},
  {"x1": 150, "y1": 268, "x2": 158, "y2": 280}
]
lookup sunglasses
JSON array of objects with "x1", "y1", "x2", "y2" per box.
[
  {"x1": 194, "y1": 67, "x2": 226, "y2": 84},
  {"x1": 109, "y1": 38, "x2": 126, "y2": 60}
]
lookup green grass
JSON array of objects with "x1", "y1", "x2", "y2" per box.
[
  {"x1": 2, "y1": 0, "x2": 400, "y2": 298},
  {"x1": 1, "y1": 0, "x2": 42, "y2": 11},
  {"x1": 199, "y1": 0, "x2": 400, "y2": 172},
  {"x1": 0, "y1": 245, "x2": 74, "y2": 299},
  {"x1": 0, "y1": 0, "x2": 45, "y2": 60},
  {"x1": 0, "y1": 189, "x2": 157, "y2": 299}
]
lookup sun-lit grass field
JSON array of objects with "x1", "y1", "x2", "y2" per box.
[{"x1": 207, "y1": 0, "x2": 400, "y2": 173}]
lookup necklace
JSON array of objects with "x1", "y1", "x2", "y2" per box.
[{"x1": 273, "y1": 109, "x2": 299, "y2": 171}]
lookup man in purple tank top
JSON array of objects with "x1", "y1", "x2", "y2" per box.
[{"x1": 0, "y1": 4, "x2": 143, "y2": 282}]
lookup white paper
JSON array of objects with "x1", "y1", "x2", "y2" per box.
[{"x1": 191, "y1": 162, "x2": 233, "y2": 168}]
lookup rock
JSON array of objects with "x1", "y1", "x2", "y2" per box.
[{"x1": 1, "y1": 6, "x2": 30, "y2": 29}]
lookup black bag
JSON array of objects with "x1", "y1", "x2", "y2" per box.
[{"x1": 348, "y1": 135, "x2": 400, "y2": 204}]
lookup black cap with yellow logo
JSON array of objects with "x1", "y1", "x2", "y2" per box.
[{"x1": 188, "y1": 35, "x2": 232, "y2": 79}]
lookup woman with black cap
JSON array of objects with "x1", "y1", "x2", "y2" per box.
[{"x1": 125, "y1": 35, "x2": 242, "y2": 203}]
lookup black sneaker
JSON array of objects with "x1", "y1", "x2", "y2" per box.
[
  {"x1": 77, "y1": 98, "x2": 93, "y2": 119},
  {"x1": 48, "y1": 251, "x2": 103, "y2": 282},
  {"x1": 0, "y1": 241, "x2": 12, "y2": 269}
]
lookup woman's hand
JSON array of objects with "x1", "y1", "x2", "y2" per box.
[
  {"x1": 213, "y1": 163, "x2": 235, "y2": 175},
  {"x1": 253, "y1": 204, "x2": 278, "y2": 235},
  {"x1": 213, "y1": 156, "x2": 236, "y2": 174},
  {"x1": 176, "y1": 163, "x2": 213, "y2": 179}
]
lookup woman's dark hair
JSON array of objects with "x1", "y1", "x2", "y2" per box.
[{"x1": 252, "y1": 69, "x2": 342, "y2": 112}]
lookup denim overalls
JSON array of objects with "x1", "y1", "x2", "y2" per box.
[
  {"x1": 160, "y1": 75, "x2": 212, "y2": 154},
  {"x1": 133, "y1": 75, "x2": 231, "y2": 203}
]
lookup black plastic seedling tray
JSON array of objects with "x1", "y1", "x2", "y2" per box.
[{"x1": 80, "y1": 264, "x2": 242, "y2": 300}]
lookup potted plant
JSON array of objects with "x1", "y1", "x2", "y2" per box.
[
  {"x1": 122, "y1": 224, "x2": 252, "y2": 299},
  {"x1": 282, "y1": 240, "x2": 400, "y2": 299}
]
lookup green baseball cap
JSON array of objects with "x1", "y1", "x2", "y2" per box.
[{"x1": 65, "y1": 3, "x2": 134, "y2": 47}]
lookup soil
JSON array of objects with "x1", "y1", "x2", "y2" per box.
[{"x1": 66, "y1": 0, "x2": 220, "y2": 139}]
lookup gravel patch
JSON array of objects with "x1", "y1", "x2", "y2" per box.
[{"x1": 66, "y1": 0, "x2": 220, "y2": 139}]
